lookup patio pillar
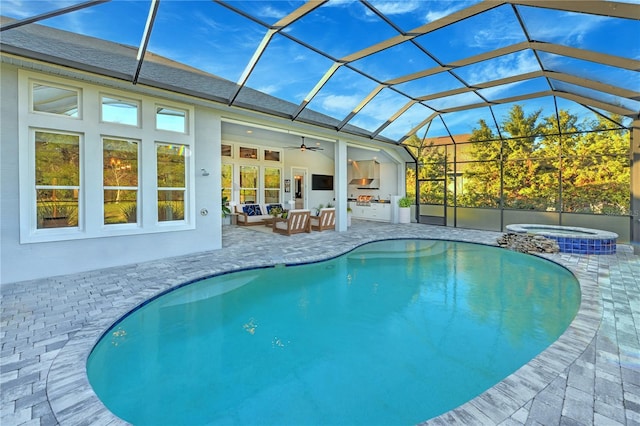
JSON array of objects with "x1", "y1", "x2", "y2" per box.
[
  {"x1": 631, "y1": 120, "x2": 640, "y2": 254},
  {"x1": 335, "y1": 138, "x2": 348, "y2": 232}
]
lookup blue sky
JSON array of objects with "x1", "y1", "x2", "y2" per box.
[{"x1": 2, "y1": 0, "x2": 638, "y2": 140}]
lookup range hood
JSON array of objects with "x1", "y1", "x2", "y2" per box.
[{"x1": 349, "y1": 160, "x2": 380, "y2": 189}]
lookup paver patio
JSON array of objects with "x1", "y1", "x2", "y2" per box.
[{"x1": 1, "y1": 221, "x2": 639, "y2": 425}]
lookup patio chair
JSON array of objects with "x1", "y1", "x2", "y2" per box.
[
  {"x1": 310, "y1": 207, "x2": 336, "y2": 232},
  {"x1": 272, "y1": 209, "x2": 311, "y2": 236}
]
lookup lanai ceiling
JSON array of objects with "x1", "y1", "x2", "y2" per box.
[{"x1": 1, "y1": 0, "x2": 639, "y2": 146}]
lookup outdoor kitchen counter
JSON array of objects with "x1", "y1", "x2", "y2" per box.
[{"x1": 348, "y1": 201, "x2": 392, "y2": 222}]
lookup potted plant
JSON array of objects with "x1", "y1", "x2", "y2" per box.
[
  {"x1": 398, "y1": 196, "x2": 412, "y2": 224},
  {"x1": 269, "y1": 206, "x2": 283, "y2": 217},
  {"x1": 222, "y1": 194, "x2": 232, "y2": 225}
]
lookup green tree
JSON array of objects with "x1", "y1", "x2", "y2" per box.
[
  {"x1": 500, "y1": 105, "x2": 547, "y2": 210},
  {"x1": 560, "y1": 114, "x2": 630, "y2": 214},
  {"x1": 456, "y1": 120, "x2": 501, "y2": 207},
  {"x1": 403, "y1": 134, "x2": 451, "y2": 204}
]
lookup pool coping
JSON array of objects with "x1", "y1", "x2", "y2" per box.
[
  {"x1": 45, "y1": 233, "x2": 603, "y2": 426},
  {"x1": 505, "y1": 223, "x2": 619, "y2": 240}
]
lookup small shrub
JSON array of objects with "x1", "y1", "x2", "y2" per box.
[{"x1": 398, "y1": 196, "x2": 413, "y2": 208}]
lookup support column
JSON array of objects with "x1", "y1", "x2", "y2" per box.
[
  {"x1": 335, "y1": 139, "x2": 348, "y2": 232},
  {"x1": 631, "y1": 120, "x2": 639, "y2": 254}
]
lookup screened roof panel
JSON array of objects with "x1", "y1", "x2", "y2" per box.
[
  {"x1": 550, "y1": 80, "x2": 640, "y2": 114},
  {"x1": 349, "y1": 88, "x2": 412, "y2": 133},
  {"x1": 146, "y1": 1, "x2": 266, "y2": 82},
  {"x1": 368, "y1": 0, "x2": 483, "y2": 32},
  {"x1": 453, "y1": 50, "x2": 541, "y2": 86},
  {"x1": 220, "y1": 0, "x2": 305, "y2": 25},
  {"x1": 284, "y1": 0, "x2": 398, "y2": 59},
  {"x1": 393, "y1": 72, "x2": 466, "y2": 99},
  {"x1": 423, "y1": 116, "x2": 451, "y2": 140},
  {"x1": 378, "y1": 103, "x2": 435, "y2": 140},
  {"x1": 1, "y1": 0, "x2": 637, "y2": 146},
  {"x1": 518, "y1": 5, "x2": 640, "y2": 59},
  {"x1": 351, "y1": 41, "x2": 439, "y2": 82},
  {"x1": 424, "y1": 91, "x2": 485, "y2": 111},
  {"x1": 478, "y1": 78, "x2": 550, "y2": 102},
  {"x1": 305, "y1": 65, "x2": 379, "y2": 121},
  {"x1": 23, "y1": 1, "x2": 149, "y2": 47},
  {"x1": 588, "y1": 106, "x2": 634, "y2": 128},
  {"x1": 413, "y1": 4, "x2": 527, "y2": 64},
  {"x1": 537, "y1": 52, "x2": 640, "y2": 93},
  {"x1": 243, "y1": 33, "x2": 333, "y2": 105},
  {"x1": 554, "y1": 97, "x2": 626, "y2": 130},
  {"x1": 441, "y1": 107, "x2": 501, "y2": 139},
  {"x1": 491, "y1": 96, "x2": 560, "y2": 138}
]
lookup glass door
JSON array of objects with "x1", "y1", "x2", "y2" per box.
[{"x1": 418, "y1": 178, "x2": 446, "y2": 225}]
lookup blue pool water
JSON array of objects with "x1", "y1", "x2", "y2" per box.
[{"x1": 87, "y1": 239, "x2": 580, "y2": 425}]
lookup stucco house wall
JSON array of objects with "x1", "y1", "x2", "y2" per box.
[{"x1": 1, "y1": 63, "x2": 223, "y2": 284}]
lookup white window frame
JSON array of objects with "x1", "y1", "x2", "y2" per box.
[
  {"x1": 31, "y1": 128, "x2": 84, "y2": 236},
  {"x1": 155, "y1": 104, "x2": 189, "y2": 134},
  {"x1": 263, "y1": 148, "x2": 282, "y2": 163},
  {"x1": 102, "y1": 136, "x2": 140, "y2": 227},
  {"x1": 18, "y1": 70, "x2": 195, "y2": 243},
  {"x1": 263, "y1": 165, "x2": 282, "y2": 204},
  {"x1": 156, "y1": 142, "x2": 190, "y2": 224},
  {"x1": 100, "y1": 94, "x2": 141, "y2": 127},
  {"x1": 30, "y1": 79, "x2": 81, "y2": 119}
]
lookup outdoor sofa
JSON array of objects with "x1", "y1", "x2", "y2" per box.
[{"x1": 235, "y1": 203, "x2": 284, "y2": 226}]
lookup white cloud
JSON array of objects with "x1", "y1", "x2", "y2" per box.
[
  {"x1": 466, "y1": 51, "x2": 540, "y2": 84},
  {"x1": 425, "y1": 7, "x2": 457, "y2": 23},
  {"x1": 256, "y1": 83, "x2": 280, "y2": 95},
  {"x1": 1, "y1": 0, "x2": 92, "y2": 34},
  {"x1": 424, "y1": 1, "x2": 477, "y2": 23},
  {"x1": 320, "y1": 94, "x2": 362, "y2": 114},
  {"x1": 529, "y1": 13, "x2": 607, "y2": 48},
  {"x1": 1, "y1": 0, "x2": 34, "y2": 19},
  {"x1": 369, "y1": 1, "x2": 421, "y2": 15},
  {"x1": 258, "y1": 5, "x2": 288, "y2": 20}
]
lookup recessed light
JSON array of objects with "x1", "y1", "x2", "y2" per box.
[{"x1": 246, "y1": 130, "x2": 253, "y2": 134}]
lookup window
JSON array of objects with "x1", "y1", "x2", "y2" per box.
[
  {"x1": 101, "y1": 95, "x2": 140, "y2": 126},
  {"x1": 35, "y1": 130, "x2": 80, "y2": 229},
  {"x1": 221, "y1": 144, "x2": 232, "y2": 157},
  {"x1": 156, "y1": 106, "x2": 187, "y2": 133},
  {"x1": 264, "y1": 167, "x2": 281, "y2": 204},
  {"x1": 264, "y1": 149, "x2": 280, "y2": 162},
  {"x1": 157, "y1": 143, "x2": 188, "y2": 221},
  {"x1": 32, "y1": 82, "x2": 79, "y2": 117},
  {"x1": 239, "y1": 146, "x2": 257, "y2": 159},
  {"x1": 21, "y1": 72, "x2": 196, "y2": 243},
  {"x1": 222, "y1": 163, "x2": 233, "y2": 203},
  {"x1": 103, "y1": 138, "x2": 139, "y2": 224},
  {"x1": 239, "y1": 165, "x2": 258, "y2": 204}
]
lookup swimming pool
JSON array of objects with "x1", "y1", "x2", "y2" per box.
[{"x1": 87, "y1": 239, "x2": 580, "y2": 425}]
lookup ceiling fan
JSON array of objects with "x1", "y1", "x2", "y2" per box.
[{"x1": 286, "y1": 136, "x2": 323, "y2": 152}]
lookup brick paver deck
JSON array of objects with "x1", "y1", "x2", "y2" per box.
[{"x1": 1, "y1": 221, "x2": 639, "y2": 425}]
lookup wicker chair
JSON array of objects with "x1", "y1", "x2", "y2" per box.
[
  {"x1": 272, "y1": 209, "x2": 311, "y2": 236},
  {"x1": 310, "y1": 208, "x2": 336, "y2": 231}
]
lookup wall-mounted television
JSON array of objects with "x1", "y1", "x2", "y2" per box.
[{"x1": 311, "y1": 174, "x2": 334, "y2": 190}]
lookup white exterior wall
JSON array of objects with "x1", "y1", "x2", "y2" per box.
[{"x1": 1, "y1": 64, "x2": 222, "y2": 285}]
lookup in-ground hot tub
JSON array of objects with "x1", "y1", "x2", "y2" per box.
[{"x1": 506, "y1": 224, "x2": 618, "y2": 255}]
